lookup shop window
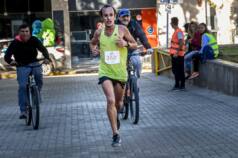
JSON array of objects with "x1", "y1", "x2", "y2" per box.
[{"x1": 4, "y1": 0, "x2": 50, "y2": 13}]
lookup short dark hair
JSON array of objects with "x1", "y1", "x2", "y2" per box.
[
  {"x1": 18, "y1": 23, "x2": 30, "y2": 31},
  {"x1": 171, "y1": 17, "x2": 178, "y2": 26},
  {"x1": 99, "y1": 4, "x2": 116, "y2": 17},
  {"x1": 183, "y1": 23, "x2": 189, "y2": 32}
]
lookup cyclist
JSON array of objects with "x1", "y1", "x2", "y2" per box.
[
  {"x1": 116, "y1": 8, "x2": 153, "y2": 78},
  {"x1": 90, "y1": 4, "x2": 137, "y2": 147},
  {"x1": 4, "y1": 23, "x2": 51, "y2": 119}
]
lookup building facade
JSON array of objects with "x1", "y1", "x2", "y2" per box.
[{"x1": 1, "y1": 0, "x2": 238, "y2": 68}]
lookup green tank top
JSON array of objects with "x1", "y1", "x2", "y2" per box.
[{"x1": 99, "y1": 25, "x2": 128, "y2": 82}]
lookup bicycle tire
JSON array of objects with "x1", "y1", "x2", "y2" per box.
[
  {"x1": 25, "y1": 86, "x2": 32, "y2": 126},
  {"x1": 31, "y1": 85, "x2": 40, "y2": 130},
  {"x1": 122, "y1": 96, "x2": 129, "y2": 120},
  {"x1": 129, "y1": 76, "x2": 139, "y2": 124},
  {"x1": 25, "y1": 105, "x2": 32, "y2": 126},
  {"x1": 120, "y1": 82, "x2": 129, "y2": 119}
]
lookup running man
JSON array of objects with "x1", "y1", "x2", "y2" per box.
[{"x1": 90, "y1": 4, "x2": 137, "y2": 147}]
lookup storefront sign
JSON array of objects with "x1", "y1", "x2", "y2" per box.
[{"x1": 141, "y1": 9, "x2": 158, "y2": 48}]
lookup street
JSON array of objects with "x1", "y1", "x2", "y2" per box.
[{"x1": 0, "y1": 73, "x2": 238, "y2": 158}]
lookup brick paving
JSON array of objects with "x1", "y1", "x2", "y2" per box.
[{"x1": 0, "y1": 73, "x2": 238, "y2": 158}]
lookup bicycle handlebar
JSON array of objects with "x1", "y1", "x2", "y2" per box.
[
  {"x1": 130, "y1": 51, "x2": 144, "y2": 56},
  {"x1": 130, "y1": 48, "x2": 154, "y2": 57},
  {"x1": 13, "y1": 58, "x2": 49, "y2": 67}
]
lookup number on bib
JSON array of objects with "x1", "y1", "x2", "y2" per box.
[{"x1": 104, "y1": 51, "x2": 120, "y2": 64}]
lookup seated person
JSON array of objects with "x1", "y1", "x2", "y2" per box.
[
  {"x1": 184, "y1": 21, "x2": 201, "y2": 79},
  {"x1": 198, "y1": 23, "x2": 219, "y2": 62}
]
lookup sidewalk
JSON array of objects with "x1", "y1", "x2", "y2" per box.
[
  {"x1": 0, "y1": 67, "x2": 98, "y2": 80},
  {"x1": 0, "y1": 73, "x2": 238, "y2": 158}
]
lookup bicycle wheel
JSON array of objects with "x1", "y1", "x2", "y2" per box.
[
  {"x1": 30, "y1": 85, "x2": 40, "y2": 130},
  {"x1": 129, "y1": 76, "x2": 139, "y2": 124},
  {"x1": 120, "y1": 83, "x2": 129, "y2": 120},
  {"x1": 25, "y1": 86, "x2": 32, "y2": 126},
  {"x1": 25, "y1": 105, "x2": 32, "y2": 126},
  {"x1": 122, "y1": 101, "x2": 129, "y2": 120},
  {"x1": 122, "y1": 83, "x2": 130, "y2": 120}
]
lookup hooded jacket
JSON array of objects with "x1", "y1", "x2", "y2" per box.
[
  {"x1": 115, "y1": 19, "x2": 151, "y2": 53},
  {"x1": 4, "y1": 36, "x2": 50, "y2": 66}
]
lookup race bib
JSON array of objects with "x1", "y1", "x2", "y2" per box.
[{"x1": 104, "y1": 51, "x2": 120, "y2": 64}]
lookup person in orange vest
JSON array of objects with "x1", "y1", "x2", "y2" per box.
[{"x1": 169, "y1": 17, "x2": 186, "y2": 90}]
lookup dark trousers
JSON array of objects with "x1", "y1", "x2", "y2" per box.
[
  {"x1": 193, "y1": 53, "x2": 200, "y2": 72},
  {"x1": 171, "y1": 56, "x2": 185, "y2": 88},
  {"x1": 200, "y1": 45, "x2": 215, "y2": 63}
]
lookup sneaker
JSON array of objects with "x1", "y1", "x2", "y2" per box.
[
  {"x1": 188, "y1": 72, "x2": 199, "y2": 80},
  {"x1": 117, "y1": 115, "x2": 120, "y2": 130},
  {"x1": 180, "y1": 87, "x2": 186, "y2": 91},
  {"x1": 112, "y1": 134, "x2": 121, "y2": 147},
  {"x1": 19, "y1": 112, "x2": 27, "y2": 119},
  {"x1": 185, "y1": 72, "x2": 191, "y2": 80},
  {"x1": 185, "y1": 74, "x2": 190, "y2": 80},
  {"x1": 169, "y1": 86, "x2": 180, "y2": 91}
]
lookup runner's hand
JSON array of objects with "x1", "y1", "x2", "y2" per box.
[
  {"x1": 116, "y1": 36, "x2": 127, "y2": 48},
  {"x1": 92, "y1": 48, "x2": 100, "y2": 56}
]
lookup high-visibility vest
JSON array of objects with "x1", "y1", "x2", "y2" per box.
[
  {"x1": 204, "y1": 33, "x2": 219, "y2": 58},
  {"x1": 169, "y1": 28, "x2": 185, "y2": 56}
]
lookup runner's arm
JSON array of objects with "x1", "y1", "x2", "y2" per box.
[
  {"x1": 119, "y1": 25, "x2": 137, "y2": 49},
  {"x1": 90, "y1": 29, "x2": 101, "y2": 55}
]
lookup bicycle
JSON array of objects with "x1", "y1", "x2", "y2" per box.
[
  {"x1": 23, "y1": 59, "x2": 45, "y2": 130},
  {"x1": 120, "y1": 50, "x2": 146, "y2": 124}
]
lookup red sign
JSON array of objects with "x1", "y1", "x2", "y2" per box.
[{"x1": 141, "y1": 9, "x2": 158, "y2": 48}]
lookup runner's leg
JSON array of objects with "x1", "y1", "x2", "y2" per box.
[
  {"x1": 102, "y1": 80, "x2": 118, "y2": 135},
  {"x1": 114, "y1": 83, "x2": 125, "y2": 112}
]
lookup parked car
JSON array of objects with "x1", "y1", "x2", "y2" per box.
[
  {"x1": 38, "y1": 46, "x2": 65, "y2": 75},
  {"x1": 0, "y1": 39, "x2": 65, "y2": 75},
  {"x1": 0, "y1": 39, "x2": 15, "y2": 71}
]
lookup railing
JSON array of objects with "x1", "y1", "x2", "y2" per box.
[{"x1": 154, "y1": 48, "x2": 172, "y2": 76}]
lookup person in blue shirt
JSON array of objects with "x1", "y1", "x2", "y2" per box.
[{"x1": 198, "y1": 23, "x2": 219, "y2": 62}]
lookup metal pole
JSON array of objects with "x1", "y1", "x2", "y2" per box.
[
  {"x1": 205, "y1": 0, "x2": 208, "y2": 24},
  {"x1": 166, "y1": 11, "x2": 169, "y2": 49},
  {"x1": 166, "y1": 0, "x2": 170, "y2": 49}
]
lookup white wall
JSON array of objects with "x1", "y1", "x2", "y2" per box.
[
  {"x1": 216, "y1": 0, "x2": 233, "y2": 44},
  {"x1": 157, "y1": 0, "x2": 207, "y2": 48},
  {"x1": 157, "y1": 0, "x2": 236, "y2": 46}
]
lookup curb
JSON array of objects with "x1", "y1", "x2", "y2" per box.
[
  {"x1": 0, "y1": 73, "x2": 17, "y2": 80},
  {"x1": 1, "y1": 68, "x2": 151, "y2": 80},
  {"x1": 0, "y1": 68, "x2": 99, "y2": 80}
]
